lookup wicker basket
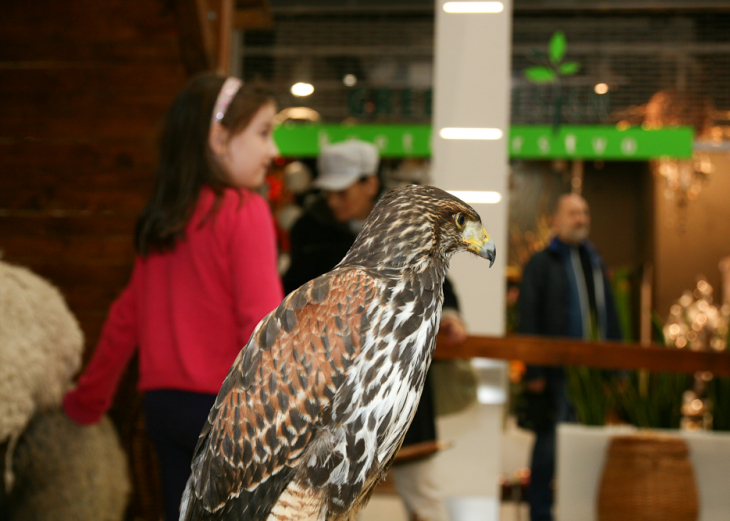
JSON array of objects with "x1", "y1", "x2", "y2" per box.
[{"x1": 597, "y1": 433, "x2": 698, "y2": 521}]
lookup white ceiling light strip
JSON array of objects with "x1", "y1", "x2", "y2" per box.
[
  {"x1": 443, "y1": 2, "x2": 504, "y2": 14},
  {"x1": 439, "y1": 127, "x2": 504, "y2": 140}
]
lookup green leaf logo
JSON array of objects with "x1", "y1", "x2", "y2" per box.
[
  {"x1": 523, "y1": 31, "x2": 580, "y2": 84},
  {"x1": 559, "y1": 61, "x2": 580, "y2": 76},
  {"x1": 549, "y1": 31, "x2": 567, "y2": 64},
  {"x1": 524, "y1": 66, "x2": 556, "y2": 83},
  {"x1": 522, "y1": 31, "x2": 583, "y2": 131}
]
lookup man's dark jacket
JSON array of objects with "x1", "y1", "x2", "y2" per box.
[{"x1": 517, "y1": 237, "x2": 622, "y2": 428}]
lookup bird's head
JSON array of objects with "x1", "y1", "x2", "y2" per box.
[
  {"x1": 437, "y1": 199, "x2": 496, "y2": 267},
  {"x1": 343, "y1": 184, "x2": 496, "y2": 270}
]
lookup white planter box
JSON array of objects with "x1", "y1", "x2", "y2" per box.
[{"x1": 557, "y1": 424, "x2": 730, "y2": 521}]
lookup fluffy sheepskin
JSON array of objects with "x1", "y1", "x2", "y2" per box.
[
  {"x1": 9, "y1": 408, "x2": 130, "y2": 521},
  {"x1": 0, "y1": 258, "x2": 131, "y2": 521},
  {"x1": 0, "y1": 259, "x2": 83, "y2": 489}
]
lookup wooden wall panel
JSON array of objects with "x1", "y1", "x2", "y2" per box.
[
  {"x1": 1, "y1": 235, "x2": 135, "y2": 263},
  {"x1": 0, "y1": 214, "x2": 137, "y2": 237},
  {"x1": 0, "y1": 142, "x2": 156, "y2": 187},
  {"x1": 1, "y1": 100, "x2": 171, "y2": 141},
  {"x1": 0, "y1": 68, "x2": 186, "y2": 101},
  {"x1": 0, "y1": 1, "x2": 181, "y2": 62},
  {"x1": 0, "y1": 1, "x2": 213, "y2": 519},
  {"x1": 0, "y1": 186, "x2": 149, "y2": 214}
]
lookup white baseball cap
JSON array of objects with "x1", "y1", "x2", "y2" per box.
[{"x1": 313, "y1": 140, "x2": 380, "y2": 191}]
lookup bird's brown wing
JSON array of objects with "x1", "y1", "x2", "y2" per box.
[{"x1": 181, "y1": 268, "x2": 377, "y2": 521}]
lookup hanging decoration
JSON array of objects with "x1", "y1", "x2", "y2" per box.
[{"x1": 652, "y1": 154, "x2": 713, "y2": 233}]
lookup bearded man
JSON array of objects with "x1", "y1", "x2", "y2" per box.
[{"x1": 517, "y1": 193, "x2": 622, "y2": 521}]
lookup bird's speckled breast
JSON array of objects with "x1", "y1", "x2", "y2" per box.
[{"x1": 312, "y1": 263, "x2": 445, "y2": 515}]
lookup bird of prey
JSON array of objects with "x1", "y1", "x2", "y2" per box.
[{"x1": 179, "y1": 185, "x2": 496, "y2": 521}]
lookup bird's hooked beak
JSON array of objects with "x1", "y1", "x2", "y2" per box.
[{"x1": 463, "y1": 221, "x2": 496, "y2": 267}]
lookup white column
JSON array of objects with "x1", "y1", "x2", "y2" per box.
[
  {"x1": 431, "y1": 3, "x2": 512, "y2": 520},
  {"x1": 432, "y1": 0, "x2": 511, "y2": 337}
]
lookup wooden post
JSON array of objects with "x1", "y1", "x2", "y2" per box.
[
  {"x1": 215, "y1": 0, "x2": 234, "y2": 75},
  {"x1": 176, "y1": 0, "x2": 237, "y2": 75}
]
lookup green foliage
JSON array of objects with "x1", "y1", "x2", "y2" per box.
[
  {"x1": 652, "y1": 310, "x2": 667, "y2": 345},
  {"x1": 549, "y1": 31, "x2": 567, "y2": 64},
  {"x1": 707, "y1": 376, "x2": 730, "y2": 431},
  {"x1": 568, "y1": 368, "x2": 693, "y2": 429},
  {"x1": 524, "y1": 66, "x2": 556, "y2": 83},
  {"x1": 611, "y1": 267, "x2": 634, "y2": 342},
  {"x1": 568, "y1": 367, "x2": 617, "y2": 425},
  {"x1": 523, "y1": 31, "x2": 580, "y2": 85},
  {"x1": 558, "y1": 62, "x2": 580, "y2": 76},
  {"x1": 565, "y1": 302, "x2": 728, "y2": 431},
  {"x1": 614, "y1": 371, "x2": 691, "y2": 429},
  {"x1": 522, "y1": 30, "x2": 581, "y2": 131}
]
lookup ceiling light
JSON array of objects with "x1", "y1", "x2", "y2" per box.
[
  {"x1": 443, "y1": 1, "x2": 504, "y2": 13},
  {"x1": 439, "y1": 128, "x2": 503, "y2": 140},
  {"x1": 447, "y1": 191, "x2": 502, "y2": 204},
  {"x1": 594, "y1": 83, "x2": 609, "y2": 95},
  {"x1": 274, "y1": 107, "x2": 321, "y2": 124},
  {"x1": 291, "y1": 82, "x2": 314, "y2": 97},
  {"x1": 343, "y1": 74, "x2": 357, "y2": 87}
]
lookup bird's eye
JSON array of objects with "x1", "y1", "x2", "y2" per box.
[{"x1": 455, "y1": 213, "x2": 466, "y2": 228}]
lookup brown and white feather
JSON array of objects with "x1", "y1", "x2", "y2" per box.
[{"x1": 180, "y1": 185, "x2": 493, "y2": 521}]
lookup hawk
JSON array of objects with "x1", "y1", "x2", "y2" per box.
[{"x1": 179, "y1": 185, "x2": 496, "y2": 521}]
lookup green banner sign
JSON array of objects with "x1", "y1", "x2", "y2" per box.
[
  {"x1": 508, "y1": 125, "x2": 693, "y2": 159},
  {"x1": 273, "y1": 124, "x2": 694, "y2": 160},
  {"x1": 273, "y1": 123, "x2": 433, "y2": 158}
]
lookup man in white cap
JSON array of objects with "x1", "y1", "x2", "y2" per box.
[
  {"x1": 282, "y1": 140, "x2": 382, "y2": 292},
  {"x1": 283, "y1": 139, "x2": 465, "y2": 521},
  {"x1": 313, "y1": 139, "x2": 381, "y2": 223}
]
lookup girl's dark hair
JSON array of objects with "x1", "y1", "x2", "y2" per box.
[{"x1": 135, "y1": 72, "x2": 275, "y2": 256}]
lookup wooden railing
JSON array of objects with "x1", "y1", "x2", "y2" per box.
[{"x1": 434, "y1": 334, "x2": 730, "y2": 377}]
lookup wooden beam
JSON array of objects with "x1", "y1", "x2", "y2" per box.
[
  {"x1": 234, "y1": 6, "x2": 272, "y2": 30},
  {"x1": 175, "y1": 0, "x2": 213, "y2": 75},
  {"x1": 175, "y1": 0, "x2": 237, "y2": 75},
  {"x1": 434, "y1": 334, "x2": 730, "y2": 377},
  {"x1": 216, "y1": 0, "x2": 234, "y2": 74}
]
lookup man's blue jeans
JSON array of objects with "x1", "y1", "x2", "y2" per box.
[{"x1": 528, "y1": 428, "x2": 556, "y2": 521}]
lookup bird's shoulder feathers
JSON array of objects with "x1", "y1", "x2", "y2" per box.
[{"x1": 181, "y1": 268, "x2": 379, "y2": 520}]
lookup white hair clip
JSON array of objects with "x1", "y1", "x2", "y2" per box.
[{"x1": 211, "y1": 77, "x2": 243, "y2": 126}]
